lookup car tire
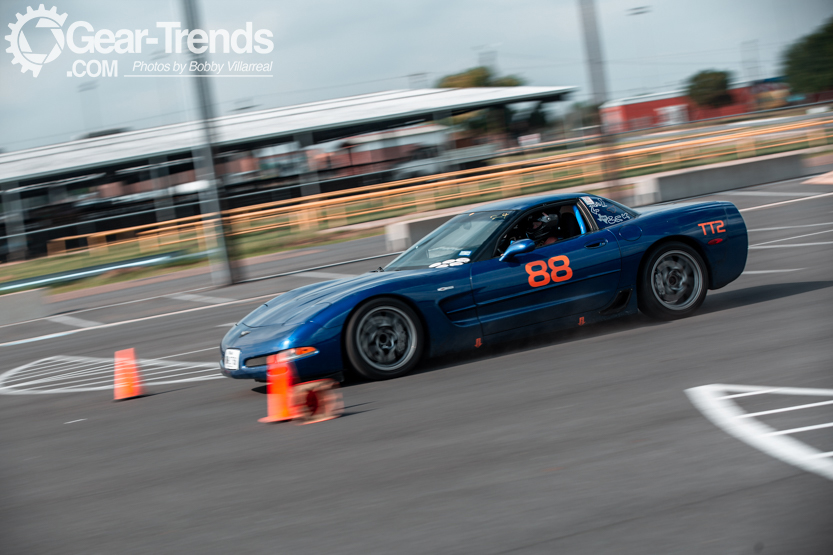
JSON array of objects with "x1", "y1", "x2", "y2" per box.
[
  {"x1": 345, "y1": 297, "x2": 424, "y2": 380},
  {"x1": 638, "y1": 242, "x2": 708, "y2": 321}
]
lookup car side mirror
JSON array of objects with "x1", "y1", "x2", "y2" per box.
[{"x1": 499, "y1": 239, "x2": 535, "y2": 262}]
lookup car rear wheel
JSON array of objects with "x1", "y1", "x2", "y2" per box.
[
  {"x1": 345, "y1": 298, "x2": 423, "y2": 380},
  {"x1": 638, "y1": 242, "x2": 708, "y2": 320}
]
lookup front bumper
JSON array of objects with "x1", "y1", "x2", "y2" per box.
[
  {"x1": 220, "y1": 320, "x2": 344, "y2": 382},
  {"x1": 220, "y1": 361, "x2": 344, "y2": 383}
]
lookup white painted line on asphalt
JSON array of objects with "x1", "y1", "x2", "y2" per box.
[
  {"x1": 751, "y1": 228, "x2": 833, "y2": 246},
  {"x1": 740, "y1": 191, "x2": 833, "y2": 212},
  {"x1": 750, "y1": 241, "x2": 833, "y2": 249},
  {"x1": 297, "y1": 271, "x2": 358, "y2": 280},
  {"x1": 748, "y1": 222, "x2": 833, "y2": 232},
  {"x1": 64, "y1": 419, "x2": 86, "y2": 424},
  {"x1": 167, "y1": 293, "x2": 234, "y2": 304},
  {"x1": 4, "y1": 331, "x2": 76, "y2": 345},
  {"x1": 61, "y1": 287, "x2": 213, "y2": 315},
  {"x1": 739, "y1": 399, "x2": 833, "y2": 418},
  {"x1": 156, "y1": 347, "x2": 218, "y2": 360},
  {"x1": 0, "y1": 287, "x2": 215, "y2": 331},
  {"x1": 809, "y1": 452, "x2": 833, "y2": 459},
  {"x1": 742, "y1": 269, "x2": 803, "y2": 275},
  {"x1": 718, "y1": 389, "x2": 782, "y2": 399},
  {"x1": 686, "y1": 384, "x2": 833, "y2": 482},
  {"x1": 215, "y1": 323, "x2": 237, "y2": 328},
  {"x1": 0, "y1": 293, "x2": 278, "y2": 349},
  {"x1": 720, "y1": 191, "x2": 819, "y2": 197},
  {"x1": 767, "y1": 422, "x2": 833, "y2": 437},
  {"x1": 0, "y1": 355, "x2": 222, "y2": 394},
  {"x1": 47, "y1": 315, "x2": 103, "y2": 329},
  {"x1": 705, "y1": 384, "x2": 833, "y2": 397}
]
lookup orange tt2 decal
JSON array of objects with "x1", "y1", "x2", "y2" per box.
[
  {"x1": 697, "y1": 220, "x2": 725, "y2": 235},
  {"x1": 525, "y1": 255, "x2": 573, "y2": 288}
]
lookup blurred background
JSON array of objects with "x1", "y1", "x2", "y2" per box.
[
  {"x1": 0, "y1": 0, "x2": 831, "y2": 294},
  {"x1": 2, "y1": 3, "x2": 833, "y2": 554}
]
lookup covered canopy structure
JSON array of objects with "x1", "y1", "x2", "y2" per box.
[
  {"x1": 0, "y1": 87, "x2": 575, "y2": 186},
  {"x1": 0, "y1": 86, "x2": 575, "y2": 260}
]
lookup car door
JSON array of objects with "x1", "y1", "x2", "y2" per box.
[{"x1": 470, "y1": 228, "x2": 621, "y2": 336}]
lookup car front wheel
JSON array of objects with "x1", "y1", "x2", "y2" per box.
[
  {"x1": 638, "y1": 242, "x2": 708, "y2": 320},
  {"x1": 345, "y1": 298, "x2": 423, "y2": 380}
]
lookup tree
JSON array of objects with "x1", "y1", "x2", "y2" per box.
[
  {"x1": 783, "y1": 17, "x2": 833, "y2": 94},
  {"x1": 686, "y1": 70, "x2": 734, "y2": 109},
  {"x1": 436, "y1": 66, "x2": 524, "y2": 88}
]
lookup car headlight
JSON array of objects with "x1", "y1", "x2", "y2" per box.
[{"x1": 244, "y1": 347, "x2": 318, "y2": 368}]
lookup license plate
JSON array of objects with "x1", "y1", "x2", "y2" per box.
[{"x1": 224, "y1": 349, "x2": 240, "y2": 370}]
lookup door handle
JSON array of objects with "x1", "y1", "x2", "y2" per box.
[{"x1": 584, "y1": 239, "x2": 608, "y2": 249}]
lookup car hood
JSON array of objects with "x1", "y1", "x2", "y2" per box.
[{"x1": 241, "y1": 270, "x2": 424, "y2": 328}]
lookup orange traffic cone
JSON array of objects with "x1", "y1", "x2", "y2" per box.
[
  {"x1": 114, "y1": 348, "x2": 145, "y2": 401},
  {"x1": 292, "y1": 379, "x2": 343, "y2": 425},
  {"x1": 258, "y1": 353, "x2": 295, "y2": 423}
]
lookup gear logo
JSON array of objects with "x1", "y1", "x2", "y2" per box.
[{"x1": 5, "y1": 4, "x2": 67, "y2": 77}]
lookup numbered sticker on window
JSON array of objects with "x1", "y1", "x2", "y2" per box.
[{"x1": 525, "y1": 255, "x2": 573, "y2": 288}]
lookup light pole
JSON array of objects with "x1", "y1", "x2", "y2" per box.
[
  {"x1": 181, "y1": 0, "x2": 238, "y2": 286},
  {"x1": 577, "y1": 0, "x2": 619, "y2": 184}
]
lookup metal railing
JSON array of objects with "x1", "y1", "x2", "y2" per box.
[{"x1": 42, "y1": 113, "x2": 833, "y2": 258}]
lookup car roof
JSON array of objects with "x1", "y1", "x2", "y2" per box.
[{"x1": 470, "y1": 192, "x2": 586, "y2": 212}]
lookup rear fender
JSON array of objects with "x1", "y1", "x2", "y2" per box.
[{"x1": 621, "y1": 202, "x2": 747, "y2": 291}]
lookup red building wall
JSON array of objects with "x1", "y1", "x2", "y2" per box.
[{"x1": 602, "y1": 86, "x2": 756, "y2": 132}]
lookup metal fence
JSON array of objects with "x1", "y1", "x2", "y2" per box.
[{"x1": 37, "y1": 112, "x2": 832, "y2": 259}]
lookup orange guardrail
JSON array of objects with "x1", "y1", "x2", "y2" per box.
[{"x1": 46, "y1": 114, "x2": 833, "y2": 258}]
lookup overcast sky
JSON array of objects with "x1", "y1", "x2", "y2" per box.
[{"x1": 1, "y1": 0, "x2": 831, "y2": 153}]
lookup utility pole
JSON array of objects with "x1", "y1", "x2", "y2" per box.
[
  {"x1": 578, "y1": 0, "x2": 619, "y2": 185},
  {"x1": 579, "y1": 0, "x2": 609, "y2": 108},
  {"x1": 181, "y1": 0, "x2": 237, "y2": 286}
]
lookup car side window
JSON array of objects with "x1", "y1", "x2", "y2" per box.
[
  {"x1": 494, "y1": 202, "x2": 587, "y2": 257},
  {"x1": 580, "y1": 196, "x2": 635, "y2": 227}
]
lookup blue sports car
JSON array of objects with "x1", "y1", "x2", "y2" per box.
[{"x1": 220, "y1": 192, "x2": 747, "y2": 382}]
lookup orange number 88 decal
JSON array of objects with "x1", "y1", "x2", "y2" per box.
[{"x1": 525, "y1": 255, "x2": 573, "y2": 288}]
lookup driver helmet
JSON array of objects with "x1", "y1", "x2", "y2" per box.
[{"x1": 526, "y1": 212, "x2": 559, "y2": 243}]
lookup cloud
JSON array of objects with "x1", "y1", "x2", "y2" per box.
[{"x1": 0, "y1": 0, "x2": 831, "y2": 152}]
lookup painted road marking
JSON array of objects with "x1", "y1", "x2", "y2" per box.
[
  {"x1": 742, "y1": 269, "x2": 803, "y2": 275},
  {"x1": 47, "y1": 315, "x2": 103, "y2": 328},
  {"x1": 157, "y1": 347, "x2": 218, "y2": 359},
  {"x1": 297, "y1": 271, "x2": 358, "y2": 280},
  {"x1": 750, "y1": 242, "x2": 833, "y2": 249},
  {"x1": 216, "y1": 323, "x2": 237, "y2": 328},
  {"x1": 0, "y1": 293, "x2": 278, "y2": 349},
  {"x1": 740, "y1": 191, "x2": 833, "y2": 212},
  {"x1": 720, "y1": 191, "x2": 820, "y2": 197},
  {"x1": 0, "y1": 286, "x2": 214, "y2": 330},
  {"x1": 748, "y1": 222, "x2": 833, "y2": 232},
  {"x1": 739, "y1": 399, "x2": 833, "y2": 418},
  {"x1": 167, "y1": 293, "x2": 234, "y2": 304},
  {"x1": 0, "y1": 355, "x2": 222, "y2": 395},
  {"x1": 767, "y1": 422, "x2": 833, "y2": 436},
  {"x1": 751, "y1": 228, "x2": 833, "y2": 246},
  {"x1": 64, "y1": 419, "x2": 86, "y2": 424},
  {"x1": 686, "y1": 384, "x2": 833, "y2": 482}
]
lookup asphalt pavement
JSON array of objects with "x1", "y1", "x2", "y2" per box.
[{"x1": 1, "y1": 176, "x2": 832, "y2": 554}]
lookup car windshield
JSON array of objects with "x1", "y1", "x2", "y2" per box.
[{"x1": 385, "y1": 211, "x2": 514, "y2": 271}]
